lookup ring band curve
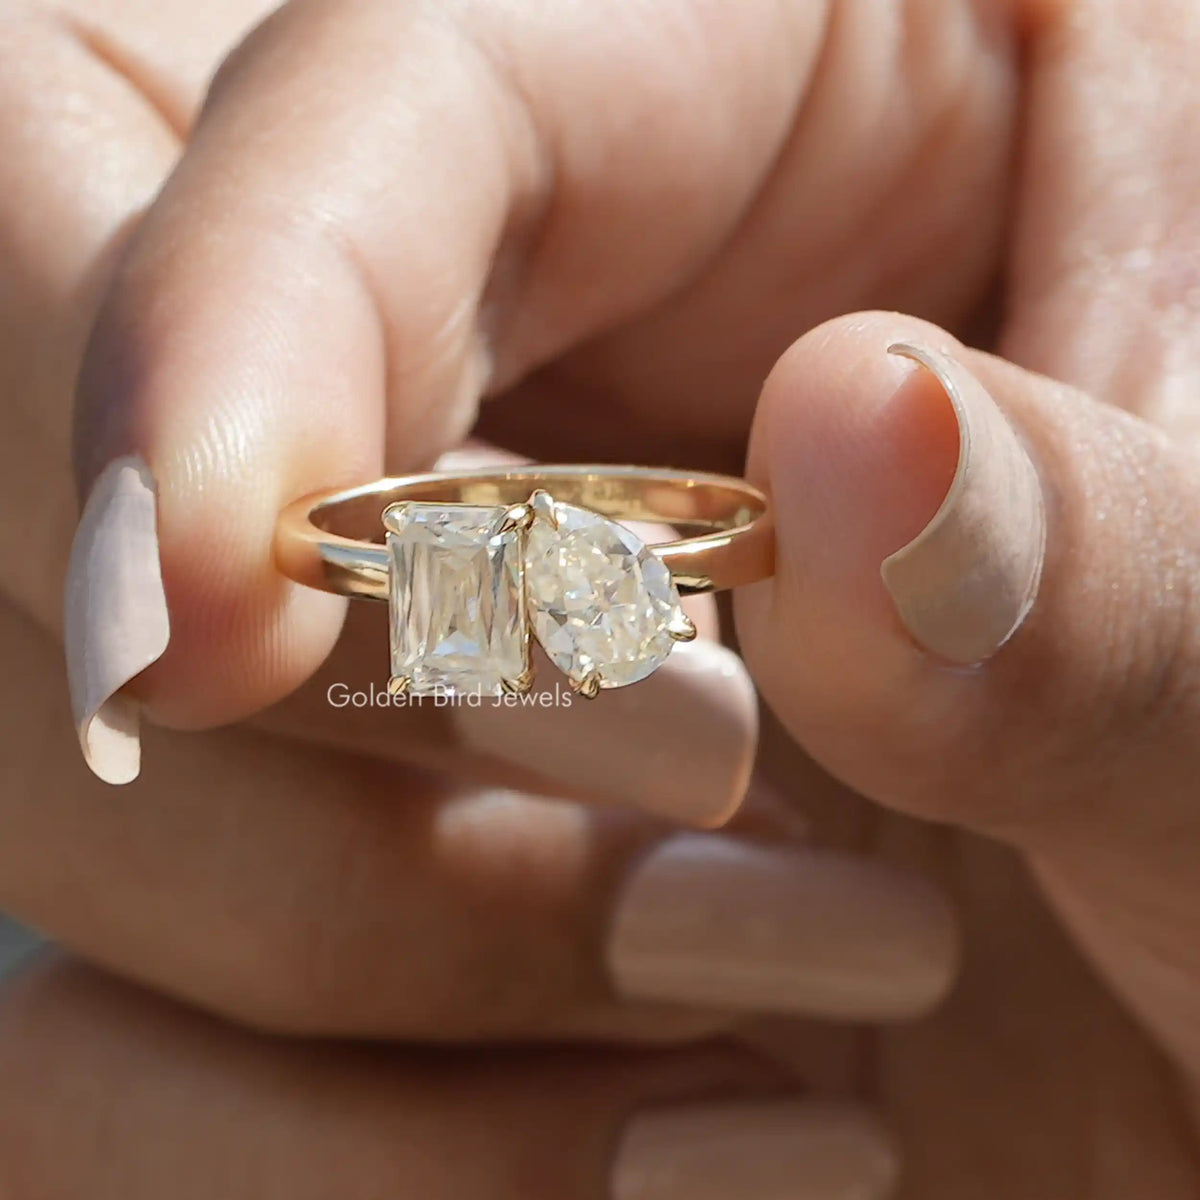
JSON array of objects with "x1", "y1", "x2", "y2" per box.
[{"x1": 274, "y1": 464, "x2": 774, "y2": 600}]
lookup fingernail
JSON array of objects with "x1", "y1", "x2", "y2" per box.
[
  {"x1": 455, "y1": 640, "x2": 757, "y2": 828},
  {"x1": 613, "y1": 1101, "x2": 898, "y2": 1200},
  {"x1": 607, "y1": 834, "x2": 957, "y2": 1020},
  {"x1": 64, "y1": 457, "x2": 170, "y2": 785},
  {"x1": 881, "y1": 342, "x2": 1045, "y2": 665}
]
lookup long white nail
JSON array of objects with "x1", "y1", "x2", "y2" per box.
[
  {"x1": 613, "y1": 1101, "x2": 899, "y2": 1200},
  {"x1": 64, "y1": 457, "x2": 169, "y2": 785},
  {"x1": 607, "y1": 834, "x2": 958, "y2": 1021},
  {"x1": 881, "y1": 343, "x2": 1046, "y2": 665}
]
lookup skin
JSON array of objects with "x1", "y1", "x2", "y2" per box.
[{"x1": 3, "y1": 0, "x2": 1200, "y2": 1194}]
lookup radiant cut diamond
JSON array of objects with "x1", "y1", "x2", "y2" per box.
[
  {"x1": 524, "y1": 500, "x2": 683, "y2": 689},
  {"x1": 385, "y1": 503, "x2": 527, "y2": 697}
]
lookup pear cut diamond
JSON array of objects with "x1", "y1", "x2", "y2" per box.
[
  {"x1": 524, "y1": 500, "x2": 683, "y2": 689},
  {"x1": 385, "y1": 503, "x2": 527, "y2": 697}
]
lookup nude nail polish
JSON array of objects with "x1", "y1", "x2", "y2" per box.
[
  {"x1": 64, "y1": 456, "x2": 170, "y2": 785},
  {"x1": 455, "y1": 640, "x2": 758, "y2": 828},
  {"x1": 612, "y1": 1101, "x2": 898, "y2": 1200},
  {"x1": 607, "y1": 834, "x2": 958, "y2": 1020},
  {"x1": 881, "y1": 342, "x2": 1046, "y2": 665}
]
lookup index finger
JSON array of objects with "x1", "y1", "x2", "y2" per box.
[{"x1": 67, "y1": 0, "x2": 819, "y2": 780}]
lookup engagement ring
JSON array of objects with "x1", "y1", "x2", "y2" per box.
[{"x1": 275, "y1": 465, "x2": 773, "y2": 698}]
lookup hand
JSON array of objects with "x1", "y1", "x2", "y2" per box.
[
  {"x1": 0, "y1": 2, "x2": 954, "y2": 1197},
  {"x1": 1, "y1": 0, "x2": 1199, "y2": 1197}
]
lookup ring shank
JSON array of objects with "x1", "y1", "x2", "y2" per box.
[{"x1": 275, "y1": 465, "x2": 773, "y2": 598}]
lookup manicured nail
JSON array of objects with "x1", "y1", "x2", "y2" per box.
[
  {"x1": 881, "y1": 342, "x2": 1045, "y2": 665},
  {"x1": 64, "y1": 457, "x2": 170, "y2": 785},
  {"x1": 612, "y1": 1101, "x2": 898, "y2": 1200},
  {"x1": 607, "y1": 834, "x2": 957, "y2": 1020},
  {"x1": 455, "y1": 640, "x2": 757, "y2": 828}
]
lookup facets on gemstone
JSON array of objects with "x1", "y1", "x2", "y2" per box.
[
  {"x1": 385, "y1": 503, "x2": 528, "y2": 697},
  {"x1": 524, "y1": 500, "x2": 683, "y2": 689}
]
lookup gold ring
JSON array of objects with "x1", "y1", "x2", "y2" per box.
[{"x1": 274, "y1": 465, "x2": 773, "y2": 698}]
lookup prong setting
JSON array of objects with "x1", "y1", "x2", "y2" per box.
[
  {"x1": 570, "y1": 669, "x2": 603, "y2": 699},
  {"x1": 500, "y1": 669, "x2": 534, "y2": 696},
  {"x1": 528, "y1": 488, "x2": 558, "y2": 530},
  {"x1": 381, "y1": 502, "x2": 411, "y2": 535},
  {"x1": 499, "y1": 502, "x2": 535, "y2": 534},
  {"x1": 383, "y1": 489, "x2": 690, "y2": 701},
  {"x1": 667, "y1": 611, "x2": 698, "y2": 642}
]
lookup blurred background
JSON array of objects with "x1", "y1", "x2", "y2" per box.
[{"x1": 0, "y1": 914, "x2": 41, "y2": 978}]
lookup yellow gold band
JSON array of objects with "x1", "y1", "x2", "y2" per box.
[{"x1": 274, "y1": 464, "x2": 773, "y2": 598}]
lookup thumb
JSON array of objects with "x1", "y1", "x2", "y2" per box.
[{"x1": 737, "y1": 312, "x2": 1200, "y2": 1069}]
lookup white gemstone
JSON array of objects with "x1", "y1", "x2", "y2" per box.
[
  {"x1": 524, "y1": 500, "x2": 682, "y2": 688},
  {"x1": 386, "y1": 503, "x2": 527, "y2": 697}
]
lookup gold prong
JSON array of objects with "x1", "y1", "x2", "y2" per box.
[
  {"x1": 387, "y1": 675, "x2": 411, "y2": 696},
  {"x1": 571, "y1": 669, "x2": 602, "y2": 699},
  {"x1": 500, "y1": 669, "x2": 534, "y2": 696},
  {"x1": 528, "y1": 488, "x2": 558, "y2": 530},
  {"x1": 667, "y1": 612, "x2": 698, "y2": 642},
  {"x1": 499, "y1": 503, "x2": 534, "y2": 534},
  {"x1": 381, "y1": 502, "x2": 412, "y2": 535}
]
